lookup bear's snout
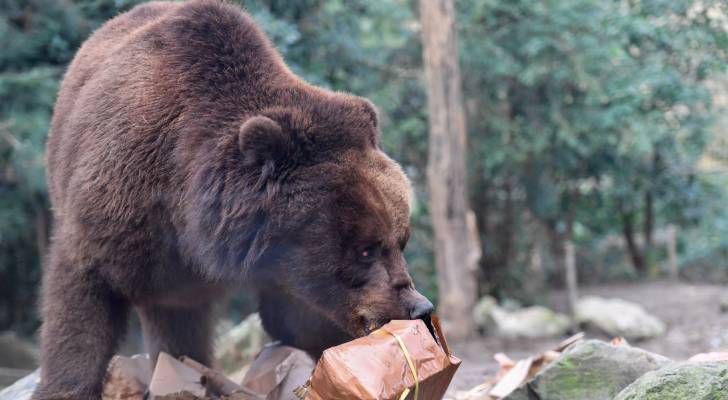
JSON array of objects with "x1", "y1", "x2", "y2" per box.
[{"x1": 409, "y1": 296, "x2": 434, "y2": 320}]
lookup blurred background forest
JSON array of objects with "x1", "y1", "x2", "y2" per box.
[{"x1": 2, "y1": 0, "x2": 728, "y2": 346}]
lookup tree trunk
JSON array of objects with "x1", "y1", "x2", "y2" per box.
[
  {"x1": 643, "y1": 191, "x2": 653, "y2": 249},
  {"x1": 666, "y1": 224, "x2": 679, "y2": 280},
  {"x1": 643, "y1": 190, "x2": 654, "y2": 270},
  {"x1": 564, "y1": 239, "x2": 578, "y2": 317},
  {"x1": 620, "y1": 207, "x2": 646, "y2": 274},
  {"x1": 419, "y1": 0, "x2": 480, "y2": 339},
  {"x1": 523, "y1": 216, "x2": 546, "y2": 303}
]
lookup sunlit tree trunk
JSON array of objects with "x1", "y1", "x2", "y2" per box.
[
  {"x1": 419, "y1": 0, "x2": 480, "y2": 339},
  {"x1": 564, "y1": 239, "x2": 578, "y2": 317}
]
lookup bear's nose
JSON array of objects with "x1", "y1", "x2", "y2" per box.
[{"x1": 409, "y1": 298, "x2": 435, "y2": 320}]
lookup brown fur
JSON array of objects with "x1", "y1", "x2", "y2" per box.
[{"x1": 34, "y1": 1, "x2": 432, "y2": 399}]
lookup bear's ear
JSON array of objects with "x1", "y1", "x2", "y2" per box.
[
  {"x1": 358, "y1": 98, "x2": 380, "y2": 129},
  {"x1": 238, "y1": 115, "x2": 291, "y2": 165},
  {"x1": 350, "y1": 98, "x2": 380, "y2": 147}
]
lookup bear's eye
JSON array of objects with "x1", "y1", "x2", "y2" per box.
[{"x1": 357, "y1": 245, "x2": 381, "y2": 263}]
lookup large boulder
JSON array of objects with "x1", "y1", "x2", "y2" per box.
[
  {"x1": 215, "y1": 313, "x2": 270, "y2": 373},
  {"x1": 505, "y1": 340, "x2": 670, "y2": 400},
  {"x1": 614, "y1": 362, "x2": 728, "y2": 400},
  {"x1": 575, "y1": 296, "x2": 665, "y2": 340},
  {"x1": 491, "y1": 306, "x2": 571, "y2": 339}
]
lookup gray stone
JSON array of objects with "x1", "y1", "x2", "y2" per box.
[
  {"x1": 614, "y1": 362, "x2": 728, "y2": 400},
  {"x1": 500, "y1": 298, "x2": 523, "y2": 312},
  {"x1": 491, "y1": 305, "x2": 571, "y2": 339},
  {"x1": 575, "y1": 296, "x2": 665, "y2": 340},
  {"x1": 215, "y1": 313, "x2": 270, "y2": 373},
  {"x1": 505, "y1": 340, "x2": 669, "y2": 400},
  {"x1": 472, "y1": 295, "x2": 497, "y2": 331},
  {"x1": 0, "y1": 369, "x2": 38, "y2": 400}
]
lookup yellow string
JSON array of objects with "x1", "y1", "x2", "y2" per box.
[{"x1": 391, "y1": 332, "x2": 419, "y2": 400}]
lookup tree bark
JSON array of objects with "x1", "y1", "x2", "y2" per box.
[
  {"x1": 564, "y1": 239, "x2": 578, "y2": 317},
  {"x1": 666, "y1": 224, "x2": 679, "y2": 280},
  {"x1": 419, "y1": 0, "x2": 480, "y2": 339},
  {"x1": 643, "y1": 191, "x2": 653, "y2": 248},
  {"x1": 643, "y1": 190, "x2": 654, "y2": 269},
  {"x1": 619, "y1": 206, "x2": 646, "y2": 274}
]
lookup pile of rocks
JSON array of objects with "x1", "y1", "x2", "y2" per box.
[{"x1": 455, "y1": 337, "x2": 728, "y2": 400}]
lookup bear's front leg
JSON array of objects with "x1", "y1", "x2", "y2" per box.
[{"x1": 32, "y1": 249, "x2": 129, "y2": 400}]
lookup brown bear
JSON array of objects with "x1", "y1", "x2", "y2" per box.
[{"x1": 34, "y1": 1, "x2": 433, "y2": 399}]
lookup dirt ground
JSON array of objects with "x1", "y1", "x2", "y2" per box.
[{"x1": 446, "y1": 280, "x2": 728, "y2": 395}]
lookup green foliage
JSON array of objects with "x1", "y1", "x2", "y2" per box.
[{"x1": 459, "y1": 0, "x2": 728, "y2": 295}]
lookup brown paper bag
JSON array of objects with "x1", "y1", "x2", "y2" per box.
[{"x1": 305, "y1": 316, "x2": 460, "y2": 400}]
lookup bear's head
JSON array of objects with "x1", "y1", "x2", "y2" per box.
[{"x1": 186, "y1": 96, "x2": 433, "y2": 356}]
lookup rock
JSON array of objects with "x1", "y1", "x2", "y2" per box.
[
  {"x1": 505, "y1": 339, "x2": 670, "y2": 400},
  {"x1": 500, "y1": 298, "x2": 523, "y2": 312},
  {"x1": 472, "y1": 295, "x2": 497, "y2": 331},
  {"x1": 688, "y1": 351, "x2": 728, "y2": 363},
  {"x1": 491, "y1": 305, "x2": 570, "y2": 339},
  {"x1": 614, "y1": 362, "x2": 728, "y2": 400},
  {"x1": 241, "y1": 343, "x2": 315, "y2": 400},
  {"x1": 215, "y1": 313, "x2": 270, "y2": 373},
  {"x1": 102, "y1": 354, "x2": 153, "y2": 400},
  {"x1": 149, "y1": 353, "x2": 207, "y2": 398},
  {"x1": 0, "y1": 369, "x2": 38, "y2": 400},
  {"x1": 720, "y1": 293, "x2": 728, "y2": 313},
  {"x1": 575, "y1": 296, "x2": 665, "y2": 340},
  {"x1": 0, "y1": 332, "x2": 38, "y2": 369}
]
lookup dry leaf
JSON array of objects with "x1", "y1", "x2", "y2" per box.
[
  {"x1": 553, "y1": 332, "x2": 585, "y2": 352},
  {"x1": 493, "y1": 353, "x2": 515, "y2": 380},
  {"x1": 453, "y1": 380, "x2": 495, "y2": 400},
  {"x1": 488, "y1": 357, "x2": 533, "y2": 398}
]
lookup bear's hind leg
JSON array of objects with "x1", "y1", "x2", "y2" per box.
[
  {"x1": 33, "y1": 251, "x2": 129, "y2": 400},
  {"x1": 138, "y1": 302, "x2": 215, "y2": 366}
]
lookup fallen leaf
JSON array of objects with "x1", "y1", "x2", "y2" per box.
[
  {"x1": 493, "y1": 353, "x2": 515, "y2": 380},
  {"x1": 553, "y1": 332, "x2": 585, "y2": 352},
  {"x1": 488, "y1": 357, "x2": 533, "y2": 398}
]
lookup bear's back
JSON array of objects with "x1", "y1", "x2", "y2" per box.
[
  {"x1": 46, "y1": 2, "x2": 181, "y2": 208},
  {"x1": 46, "y1": 0, "x2": 288, "y2": 213}
]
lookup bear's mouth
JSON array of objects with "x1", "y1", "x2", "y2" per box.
[{"x1": 359, "y1": 315, "x2": 386, "y2": 336}]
